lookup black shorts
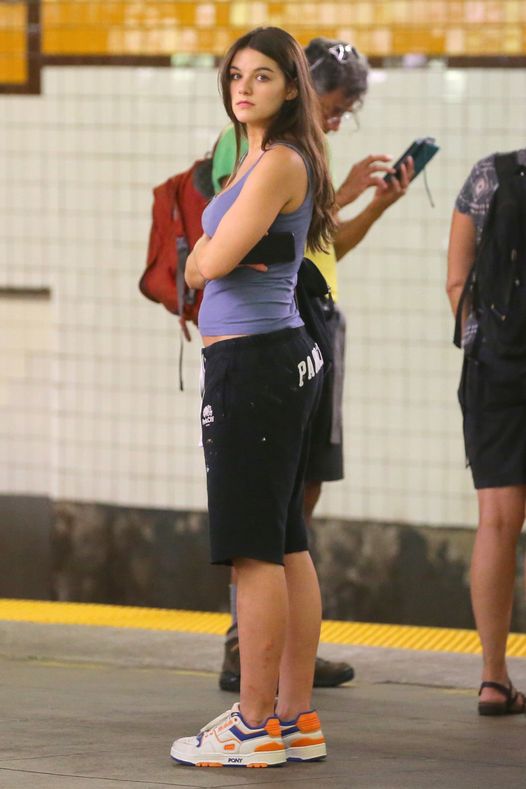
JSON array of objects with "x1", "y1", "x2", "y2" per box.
[
  {"x1": 458, "y1": 355, "x2": 526, "y2": 489},
  {"x1": 305, "y1": 305, "x2": 345, "y2": 483},
  {"x1": 201, "y1": 326, "x2": 323, "y2": 565}
]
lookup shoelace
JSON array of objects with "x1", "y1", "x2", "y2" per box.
[{"x1": 199, "y1": 705, "x2": 239, "y2": 734}]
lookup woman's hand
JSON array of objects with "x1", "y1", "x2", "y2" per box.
[{"x1": 238, "y1": 263, "x2": 268, "y2": 272}]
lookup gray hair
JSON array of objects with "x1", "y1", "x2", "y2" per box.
[{"x1": 304, "y1": 37, "x2": 369, "y2": 103}]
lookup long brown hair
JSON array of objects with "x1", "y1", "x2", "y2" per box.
[{"x1": 219, "y1": 27, "x2": 336, "y2": 253}]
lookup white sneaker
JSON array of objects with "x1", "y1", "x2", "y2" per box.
[
  {"x1": 170, "y1": 702, "x2": 286, "y2": 768},
  {"x1": 280, "y1": 709, "x2": 327, "y2": 762}
]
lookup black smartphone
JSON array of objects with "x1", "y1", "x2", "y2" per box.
[
  {"x1": 239, "y1": 232, "x2": 296, "y2": 266},
  {"x1": 384, "y1": 137, "x2": 439, "y2": 182}
]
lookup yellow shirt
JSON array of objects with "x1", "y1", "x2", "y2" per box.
[
  {"x1": 307, "y1": 244, "x2": 338, "y2": 303},
  {"x1": 305, "y1": 142, "x2": 338, "y2": 303}
]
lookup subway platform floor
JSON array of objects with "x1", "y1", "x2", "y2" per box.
[{"x1": 1, "y1": 604, "x2": 526, "y2": 788}]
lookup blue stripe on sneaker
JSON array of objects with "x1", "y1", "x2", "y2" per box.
[
  {"x1": 230, "y1": 725, "x2": 268, "y2": 742},
  {"x1": 281, "y1": 725, "x2": 300, "y2": 736}
]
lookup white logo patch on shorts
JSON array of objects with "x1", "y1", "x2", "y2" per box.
[
  {"x1": 202, "y1": 404, "x2": 215, "y2": 426},
  {"x1": 297, "y1": 343, "x2": 324, "y2": 387}
]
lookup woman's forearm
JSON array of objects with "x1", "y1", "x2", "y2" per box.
[{"x1": 185, "y1": 249, "x2": 206, "y2": 290}]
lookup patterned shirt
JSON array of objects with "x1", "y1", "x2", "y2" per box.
[
  {"x1": 454, "y1": 149, "x2": 526, "y2": 368},
  {"x1": 455, "y1": 149, "x2": 526, "y2": 246}
]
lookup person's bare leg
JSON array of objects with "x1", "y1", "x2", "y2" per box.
[
  {"x1": 276, "y1": 550, "x2": 322, "y2": 720},
  {"x1": 304, "y1": 480, "x2": 322, "y2": 530},
  {"x1": 235, "y1": 558, "x2": 288, "y2": 726},
  {"x1": 302, "y1": 480, "x2": 355, "y2": 689},
  {"x1": 472, "y1": 485, "x2": 526, "y2": 704}
]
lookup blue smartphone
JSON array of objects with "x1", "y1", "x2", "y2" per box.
[{"x1": 384, "y1": 137, "x2": 439, "y2": 182}]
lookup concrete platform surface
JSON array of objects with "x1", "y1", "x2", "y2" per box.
[{"x1": 2, "y1": 623, "x2": 526, "y2": 788}]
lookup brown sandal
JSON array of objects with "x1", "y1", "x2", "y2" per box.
[{"x1": 478, "y1": 681, "x2": 526, "y2": 716}]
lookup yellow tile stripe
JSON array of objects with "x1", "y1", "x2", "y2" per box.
[
  {"x1": 2, "y1": 597, "x2": 526, "y2": 658},
  {"x1": 0, "y1": 599, "x2": 232, "y2": 636},
  {"x1": 39, "y1": 0, "x2": 526, "y2": 58},
  {"x1": 0, "y1": 1, "x2": 27, "y2": 84},
  {"x1": 4, "y1": 0, "x2": 526, "y2": 67}
]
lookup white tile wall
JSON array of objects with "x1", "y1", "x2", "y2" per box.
[
  {"x1": 0, "y1": 297, "x2": 52, "y2": 494},
  {"x1": 325, "y1": 65, "x2": 525, "y2": 527},
  {"x1": 1, "y1": 64, "x2": 524, "y2": 526}
]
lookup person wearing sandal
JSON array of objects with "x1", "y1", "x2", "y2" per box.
[
  {"x1": 170, "y1": 27, "x2": 335, "y2": 766},
  {"x1": 447, "y1": 148, "x2": 526, "y2": 717}
]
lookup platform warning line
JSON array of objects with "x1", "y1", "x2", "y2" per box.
[{"x1": 2, "y1": 598, "x2": 526, "y2": 657}]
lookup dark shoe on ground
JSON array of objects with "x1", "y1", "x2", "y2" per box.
[
  {"x1": 478, "y1": 680, "x2": 526, "y2": 716},
  {"x1": 313, "y1": 656, "x2": 354, "y2": 688},
  {"x1": 218, "y1": 627, "x2": 241, "y2": 692},
  {"x1": 218, "y1": 627, "x2": 354, "y2": 692}
]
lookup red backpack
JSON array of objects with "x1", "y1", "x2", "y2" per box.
[{"x1": 139, "y1": 159, "x2": 212, "y2": 331}]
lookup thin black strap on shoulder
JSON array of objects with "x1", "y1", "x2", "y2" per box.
[
  {"x1": 453, "y1": 264, "x2": 475, "y2": 349},
  {"x1": 476, "y1": 154, "x2": 514, "y2": 254},
  {"x1": 494, "y1": 151, "x2": 519, "y2": 182}
]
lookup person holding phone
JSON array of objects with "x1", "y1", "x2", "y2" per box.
[
  {"x1": 170, "y1": 27, "x2": 336, "y2": 767},
  {"x1": 213, "y1": 37, "x2": 414, "y2": 695}
]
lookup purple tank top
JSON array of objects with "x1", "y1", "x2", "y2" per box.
[{"x1": 198, "y1": 144, "x2": 313, "y2": 336}]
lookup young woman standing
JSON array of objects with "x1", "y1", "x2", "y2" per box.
[{"x1": 170, "y1": 27, "x2": 335, "y2": 768}]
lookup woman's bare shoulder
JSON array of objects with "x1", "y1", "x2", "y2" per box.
[
  {"x1": 236, "y1": 143, "x2": 308, "y2": 207},
  {"x1": 262, "y1": 144, "x2": 307, "y2": 177}
]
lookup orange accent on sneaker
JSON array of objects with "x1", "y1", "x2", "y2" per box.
[
  {"x1": 288, "y1": 736, "x2": 326, "y2": 747},
  {"x1": 247, "y1": 762, "x2": 270, "y2": 768},
  {"x1": 196, "y1": 762, "x2": 222, "y2": 767},
  {"x1": 296, "y1": 712, "x2": 321, "y2": 733},
  {"x1": 223, "y1": 744, "x2": 235, "y2": 751},
  {"x1": 265, "y1": 717, "x2": 281, "y2": 738},
  {"x1": 255, "y1": 741, "x2": 286, "y2": 752}
]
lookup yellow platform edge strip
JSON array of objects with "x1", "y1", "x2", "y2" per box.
[{"x1": 2, "y1": 597, "x2": 526, "y2": 658}]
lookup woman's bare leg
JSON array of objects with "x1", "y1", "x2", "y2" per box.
[
  {"x1": 276, "y1": 550, "x2": 322, "y2": 720},
  {"x1": 235, "y1": 558, "x2": 288, "y2": 726},
  {"x1": 472, "y1": 485, "x2": 526, "y2": 703}
]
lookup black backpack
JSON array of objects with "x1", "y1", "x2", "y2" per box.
[
  {"x1": 454, "y1": 152, "x2": 526, "y2": 358},
  {"x1": 295, "y1": 257, "x2": 334, "y2": 372}
]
